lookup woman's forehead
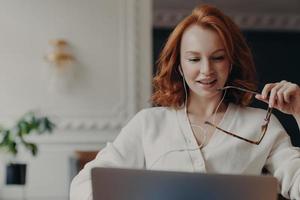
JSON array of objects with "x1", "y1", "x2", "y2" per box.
[{"x1": 180, "y1": 24, "x2": 224, "y2": 55}]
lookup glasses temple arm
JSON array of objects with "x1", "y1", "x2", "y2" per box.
[{"x1": 218, "y1": 86, "x2": 260, "y2": 95}]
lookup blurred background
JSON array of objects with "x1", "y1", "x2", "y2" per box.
[{"x1": 0, "y1": 0, "x2": 299, "y2": 199}]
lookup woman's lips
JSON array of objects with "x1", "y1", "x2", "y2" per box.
[
  {"x1": 196, "y1": 79, "x2": 217, "y2": 89},
  {"x1": 197, "y1": 79, "x2": 216, "y2": 84}
]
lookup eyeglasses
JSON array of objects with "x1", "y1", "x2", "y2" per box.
[{"x1": 204, "y1": 86, "x2": 273, "y2": 145}]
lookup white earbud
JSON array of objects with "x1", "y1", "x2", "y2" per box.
[{"x1": 178, "y1": 65, "x2": 183, "y2": 76}]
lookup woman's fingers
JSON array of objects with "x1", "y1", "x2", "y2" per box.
[
  {"x1": 255, "y1": 94, "x2": 268, "y2": 104},
  {"x1": 256, "y1": 81, "x2": 300, "y2": 115},
  {"x1": 276, "y1": 83, "x2": 289, "y2": 105},
  {"x1": 257, "y1": 81, "x2": 287, "y2": 107},
  {"x1": 261, "y1": 83, "x2": 274, "y2": 99},
  {"x1": 281, "y1": 82, "x2": 296, "y2": 103},
  {"x1": 268, "y1": 82, "x2": 285, "y2": 107}
]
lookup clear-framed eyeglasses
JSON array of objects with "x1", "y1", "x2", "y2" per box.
[{"x1": 205, "y1": 86, "x2": 273, "y2": 145}]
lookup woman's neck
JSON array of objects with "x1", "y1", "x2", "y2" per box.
[{"x1": 187, "y1": 92, "x2": 227, "y2": 119}]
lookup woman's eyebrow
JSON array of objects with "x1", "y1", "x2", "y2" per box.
[
  {"x1": 184, "y1": 51, "x2": 200, "y2": 55},
  {"x1": 211, "y1": 48, "x2": 225, "y2": 54},
  {"x1": 184, "y1": 48, "x2": 225, "y2": 55}
]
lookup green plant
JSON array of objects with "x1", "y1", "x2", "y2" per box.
[{"x1": 0, "y1": 112, "x2": 55, "y2": 157}]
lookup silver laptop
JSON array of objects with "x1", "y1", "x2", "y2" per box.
[{"x1": 91, "y1": 167, "x2": 278, "y2": 200}]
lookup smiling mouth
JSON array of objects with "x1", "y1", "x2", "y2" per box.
[{"x1": 196, "y1": 79, "x2": 217, "y2": 85}]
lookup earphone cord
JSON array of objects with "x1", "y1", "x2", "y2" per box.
[
  {"x1": 149, "y1": 76, "x2": 227, "y2": 170},
  {"x1": 183, "y1": 76, "x2": 227, "y2": 125},
  {"x1": 183, "y1": 74, "x2": 226, "y2": 141}
]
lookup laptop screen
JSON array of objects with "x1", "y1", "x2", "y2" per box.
[{"x1": 91, "y1": 167, "x2": 278, "y2": 200}]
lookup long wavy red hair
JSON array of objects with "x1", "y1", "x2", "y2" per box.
[{"x1": 151, "y1": 4, "x2": 257, "y2": 108}]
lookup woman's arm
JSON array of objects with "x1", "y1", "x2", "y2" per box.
[
  {"x1": 256, "y1": 81, "x2": 300, "y2": 198},
  {"x1": 69, "y1": 110, "x2": 146, "y2": 200},
  {"x1": 256, "y1": 80, "x2": 300, "y2": 129},
  {"x1": 263, "y1": 115, "x2": 300, "y2": 199}
]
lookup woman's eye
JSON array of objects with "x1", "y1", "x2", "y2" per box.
[
  {"x1": 212, "y1": 56, "x2": 225, "y2": 61},
  {"x1": 188, "y1": 58, "x2": 200, "y2": 62}
]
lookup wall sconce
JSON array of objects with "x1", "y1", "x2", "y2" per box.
[
  {"x1": 44, "y1": 39, "x2": 75, "y2": 92},
  {"x1": 45, "y1": 39, "x2": 74, "y2": 68}
]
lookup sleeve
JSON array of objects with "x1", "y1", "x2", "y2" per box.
[
  {"x1": 264, "y1": 115, "x2": 300, "y2": 199},
  {"x1": 69, "y1": 110, "x2": 146, "y2": 200}
]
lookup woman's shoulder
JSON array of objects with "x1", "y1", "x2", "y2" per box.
[
  {"x1": 231, "y1": 103, "x2": 269, "y2": 117},
  {"x1": 138, "y1": 106, "x2": 176, "y2": 118},
  {"x1": 124, "y1": 107, "x2": 177, "y2": 127},
  {"x1": 231, "y1": 103, "x2": 282, "y2": 126},
  {"x1": 130, "y1": 106, "x2": 177, "y2": 123}
]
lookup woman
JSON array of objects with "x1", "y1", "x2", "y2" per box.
[{"x1": 70, "y1": 4, "x2": 300, "y2": 200}]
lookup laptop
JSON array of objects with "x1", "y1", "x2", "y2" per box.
[{"x1": 91, "y1": 167, "x2": 278, "y2": 200}]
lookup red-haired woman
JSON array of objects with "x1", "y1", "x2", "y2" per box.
[{"x1": 70, "y1": 5, "x2": 300, "y2": 200}]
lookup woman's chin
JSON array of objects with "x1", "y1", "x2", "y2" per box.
[{"x1": 192, "y1": 90, "x2": 220, "y2": 99}]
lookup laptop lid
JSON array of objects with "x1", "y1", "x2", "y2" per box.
[{"x1": 91, "y1": 167, "x2": 278, "y2": 200}]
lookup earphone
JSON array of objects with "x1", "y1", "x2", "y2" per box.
[{"x1": 178, "y1": 65, "x2": 184, "y2": 76}]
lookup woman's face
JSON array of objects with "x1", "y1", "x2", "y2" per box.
[{"x1": 180, "y1": 24, "x2": 230, "y2": 99}]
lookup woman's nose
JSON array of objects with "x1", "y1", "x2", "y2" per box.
[{"x1": 199, "y1": 59, "x2": 213, "y2": 75}]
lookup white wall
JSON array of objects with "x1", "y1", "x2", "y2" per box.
[{"x1": 0, "y1": 0, "x2": 152, "y2": 199}]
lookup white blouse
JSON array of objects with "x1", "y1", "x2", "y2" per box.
[{"x1": 70, "y1": 103, "x2": 300, "y2": 200}]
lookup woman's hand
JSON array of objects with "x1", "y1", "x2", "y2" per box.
[{"x1": 255, "y1": 80, "x2": 300, "y2": 117}]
